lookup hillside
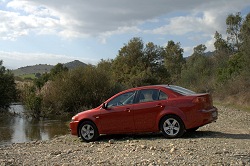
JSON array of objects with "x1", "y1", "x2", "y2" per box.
[
  {"x1": 64, "y1": 60, "x2": 87, "y2": 69},
  {"x1": 12, "y1": 60, "x2": 87, "y2": 76},
  {"x1": 12, "y1": 64, "x2": 54, "y2": 76}
]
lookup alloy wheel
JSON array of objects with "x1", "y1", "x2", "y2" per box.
[
  {"x1": 163, "y1": 118, "x2": 180, "y2": 136},
  {"x1": 160, "y1": 115, "x2": 185, "y2": 138},
  {"x1": 80, "y1": 124, "x2": 95, "y2": 140}
]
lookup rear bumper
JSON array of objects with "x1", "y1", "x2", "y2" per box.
[
  {"x1": 186, "y1": 106, "x2": 218, "y2": 129},
  {"x1": 200, "y1": 107, "x2": 218, "y2": 121},
  {"x1": 198, "y1": 107, "x2": 218, "y2": 127},
  {"x1": 69, "y1": 121, "x2": 79, "y2": 136}
]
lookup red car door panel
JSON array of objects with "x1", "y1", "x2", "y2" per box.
[
  {"x1": 133, "y1": 101, "x2": 164, "y2": 131},
  {"x1": 99, "y1": 105, "x2": 134, "y2": 134}
]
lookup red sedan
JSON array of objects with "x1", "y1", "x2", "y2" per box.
[{"x1": 70, "y1": 85, "x2": 218, "y2": 142}]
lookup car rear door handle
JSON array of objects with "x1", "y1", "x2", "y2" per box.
[{"x1": 125, "y1": 108, "x2": 131, "y2": 112}]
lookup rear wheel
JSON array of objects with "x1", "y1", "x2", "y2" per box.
[
  {"x1": 160, "y1": 115, "x2": 185, "y2": 138},
  {"x1": 78, "y1": 121, "x2": 99, "y2": 142}
]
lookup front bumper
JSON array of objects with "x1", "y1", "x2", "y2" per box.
[{"x1": 69, "y1": 121, "x2": 79, "y2": 136}]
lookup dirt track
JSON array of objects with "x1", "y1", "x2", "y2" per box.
[{"x1": 0, "y1": 105, "x2": 250, "y2": 165}]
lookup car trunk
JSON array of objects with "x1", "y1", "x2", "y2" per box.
[{"x1": 192, "y1": 93, "x2": 214, "y2": 110}]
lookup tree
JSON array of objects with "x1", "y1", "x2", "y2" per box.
[
  {"x1": 50, "y1": 63, "x2": 68, "y2": 79},
  {"x1": 35, "y1": 73, "x2": 41, "y2": 78},
  {"x1": 0, "y1": 60, "x2": 17, "y2": 109},
  {"x1": 226, "y1": 12, "x2": 242, "y2": 53},
  {"x1": 97, "y1": 59, "x2": 113, "y2": 75},
  {"x1": 33, "y1": 72, "x2": 50, "y2": 90},
  {"x1": 214, "y1": 31, "x2": 228, "y2": 52},
  {"x1": 186, "y1": 44, "x2": 207, "y2": 67},
  {"x1": 142, "y1": 42, "x2": 168, "y2": 84},
  {"x1": 213, "y1": 31, "x2": 230, "y2": 69},
  {"x1": 112, "y1": 37, "x2": 144, "y2": 87},
  {"x1": 193, "y1": 44, "x2": 207, "y2": 56},
  {"x1": 163, "y1": 40, "x2": 185, "y2": 83},
  {"x1": 112, "y1": 37, "x2": 169, "y2": 87},
  {"x1": 21, "y1": 85, "x2": 42, "y2": 118},
  {"x1": 179, "y1": 44, "x2": 213, "y2": 92},
  {"x1": 239, "y1": 13, "x2": 250, "y2": 73},
  {"x1": 41, "y1": 65, "x2": 122, "y2": 114},
  {"x1": 33, "y1": 63, "x2": 68, "y2": 90}
]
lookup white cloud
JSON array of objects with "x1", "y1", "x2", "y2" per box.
[
  {"x1": 149, "y1": 5, "x2": 243, "y2": 37},
  {"x1": 0, "y1": 9, "x2": 60, "y2": 40},
  {"x1": 1, "y1": 0, "x2": 248, "y2": 41},
  {"x1": 98, "y1": 26, "x2": 141, "y2": 44},
  {"x1": 205, "y1": 36, "x2": 216, "y2": 52},
  {"x1": 183, "y1": 46, "x2": 193, "y2": 57},
  {"x1": 0, "y1": 51, "x2": 98, "y2": 69},
  {"x1": 0, "y1": 0, "x2": 249, "y2": 64},
  {"x1": 150, "y1": 16, "x2": 206, "y2": 35}
]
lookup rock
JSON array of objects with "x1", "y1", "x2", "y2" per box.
[
  {"x1": 109, "y1": 139, "x2": 115, "y2": 144},
  {"x1": 170, "y1": 147, "x2": 176, "y2": 153},
  {"x1": 50, "y1": 151, "x2": 62, "y2": 156},
  {"x1": 140, "y1": 145, "x2": 147, "y2": 149}
]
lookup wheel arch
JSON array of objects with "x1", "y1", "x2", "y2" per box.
[
  {"x1": 77, "y1": 118, "x2": 97, "y2": 137},
  {"x1": 157, "y1": 109, "x2": 187, "y2": 131}
]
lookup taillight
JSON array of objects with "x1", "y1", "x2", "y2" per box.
[
  {"x1": 193, "y1": 95, "x2": 213, "y2": 109},
  {"x1": 192, "y1": 97, "x2": 205, "y2": 104}
]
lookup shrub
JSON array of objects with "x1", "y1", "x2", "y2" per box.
[
  {"x1": 0, "y1": 60, "x2": 17, "y2": 109},
  {"x1": 41, "y1": 65, "x2": 122, "y2": 115},
  {"x1": 21, "y1": 85, "x2": 42, "y2": 118}
]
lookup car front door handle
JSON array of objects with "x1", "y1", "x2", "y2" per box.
[{"x1": 156, "y1": 104, "x2": 163, "y2": 108}]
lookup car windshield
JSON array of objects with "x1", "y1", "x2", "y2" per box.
[{"x1": 167, "y1": 85, "x2": 196, "y2": 95}]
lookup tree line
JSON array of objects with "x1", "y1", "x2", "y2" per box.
[{"x1": 1, "y1": 12, "x2": 249, "y2": 117}]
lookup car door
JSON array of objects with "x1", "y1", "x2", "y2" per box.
[
  {"x1": 99, "y1": 91, "x2": 136, "y2": 134},
  {"x1": 133, "y1": 89, "x2": 167, "y2": 132}
]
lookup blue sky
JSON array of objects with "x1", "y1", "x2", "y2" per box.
[{"x1": 0, "y1": 0, "x2": 250, "y2": 69}]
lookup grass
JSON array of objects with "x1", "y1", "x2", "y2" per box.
[{"x1": 20, "y1": 74, "x2": 36, "y2": 80}]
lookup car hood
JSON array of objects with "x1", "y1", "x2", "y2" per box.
[{"x1": 72, "y1": 107, "x2": 100, "y2": 121}]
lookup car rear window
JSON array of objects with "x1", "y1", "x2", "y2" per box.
[{"x1": 167, "y1": 85, "x2": 196, "y2": 95}]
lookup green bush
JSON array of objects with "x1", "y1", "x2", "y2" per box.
[
  {"x1": 41, "y1": 65, "x2": 122, "y2": 115},
  {"x1": 21, "y1": 85, "x2": 42, "y2": 118},
  {"x1": 0, "y1": 60, "x2": 17, "y2": 109}
]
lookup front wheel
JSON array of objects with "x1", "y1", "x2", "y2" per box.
[
  {"x1": 160, "y1": 115, "x2": 185, "y2": 138},
  {"x1": 78, "y1": 121, "x2": 99, "y2": 142}
]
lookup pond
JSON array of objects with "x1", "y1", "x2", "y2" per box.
[{"x1": 0, "y1": 104, "x2": 70, "y2": 146}]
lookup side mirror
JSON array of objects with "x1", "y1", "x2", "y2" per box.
[{"x1": 102, "y1": 103, "x2": 108, "y2": 109}]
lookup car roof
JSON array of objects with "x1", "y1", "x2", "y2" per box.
[{"x1": 123, "y1": 84, "x2": 196, "y2": 95}]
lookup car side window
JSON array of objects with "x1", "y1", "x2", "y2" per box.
[
  {"x1": 138, "y1": 89, "x2": 159, "y2": 103},
  {"x1": 107, "y1": 91, "x2": 136, "y2": 108},
  {"x1": 159, "y1": 90, "x2": 168, "y2": 100}
]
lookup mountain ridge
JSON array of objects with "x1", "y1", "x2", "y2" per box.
[{"x1": 12, "y1": 60, "x2": 87, "y2": 76}]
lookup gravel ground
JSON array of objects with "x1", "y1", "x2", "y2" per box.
[{"x1": 0, "y1": 105, "x2": 250, "y2": 166}]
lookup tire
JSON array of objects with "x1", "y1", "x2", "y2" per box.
[
  {"x1": 78, "y1": 121, "x2": 99, "y2": 142},
  {"x1": 160, "y1": 115, "x2": 185, "y2": 138},
  {"x1": 187, "y1": 127, "x2": 199, "y2": 132}
]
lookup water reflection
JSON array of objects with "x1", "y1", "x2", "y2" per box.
[{"x1": 0, "y1": 105, "x2": 70, "y2": 145}]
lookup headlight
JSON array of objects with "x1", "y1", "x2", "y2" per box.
[{"x1": 71, "y1": 115, "x2": 78, "y2": 121}]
